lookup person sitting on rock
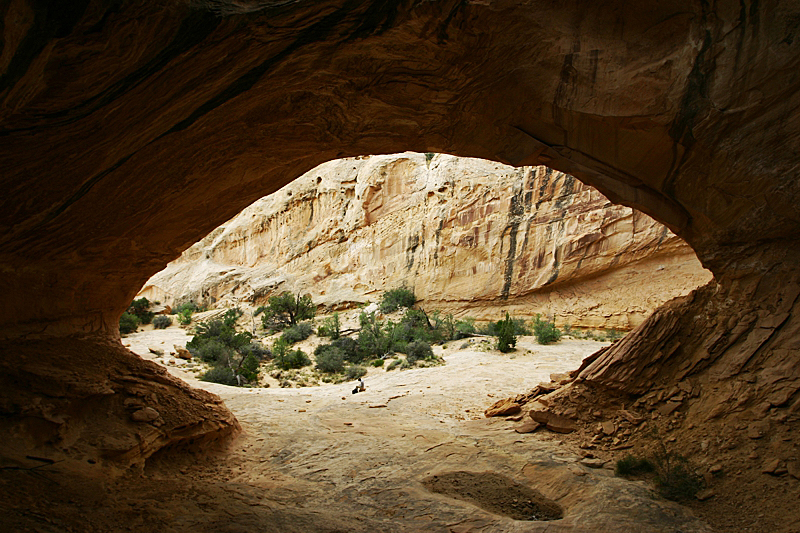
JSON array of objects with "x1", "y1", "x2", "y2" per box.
[{"x1": 352, "y1": 377, "x2": 366, "y2": 394}]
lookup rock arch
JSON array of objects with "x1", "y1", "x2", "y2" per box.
[{"x1": 1, "y1": 0, "x2": 799, "y2": 470}]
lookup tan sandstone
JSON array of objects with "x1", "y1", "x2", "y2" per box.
[{"x1": 140, "y1": 153, "x2": 710, "y2": 330}]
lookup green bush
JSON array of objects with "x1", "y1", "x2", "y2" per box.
[
  {"x1": 260, "y1": 292, "x2": 315, "y2": 330},
  {"x1": 172, "y1": 301, "x2": 197, "y2": 315},
  {"x1": 604, "y1": 329, "x2": 625, "y2": 342},
  {"x1": 152, "y1": 315, "x2": 172, "y2": 329},
  {"x1": 127, "y1": 297, "x2": 154, "y2": 325},
  {"x1": 281, "y1": 322, "x2": 314, "y2": 344},
  {"x1": 479, "y1": 317, "x2": 529, "y2": 336},
  {"x1": 315, "y1": 345, "x2": 345, "y2": 373},
  {"x1": 284, "y1": 349, "x2": 311, "y2": 370},
  {"x1": 405, "y1": 340, "x2": 434, "y2": 363},
  {"x1": 455, "y1": 317, "x2": 477, "y2": 337},
  {"x1": 356, "y1": 311, "x2": 393, "y2": 361},
  {"x1": 119, "y1": 312, "x2": 140, "y2": 334},
  {"x1": 185, "y1": 313, "x2": 261, "y2": 386},
  {"x1": 177, "y1": 309, "x2": 192, "y2": 325},
  {"x1": 195, "y1": 339, "x2": 232, "y2": 363},
  {"x1": 345, "y1": 364, "x2": 367, "y2": 379},
  {"x1": 238, "y1": 354, "x2": 260, "y2": 383},
  {"x1": 495, "y1": 312, "x2": 517, "y2": 353},
  {"x1": 239, "y1": 340, "x2": 270, "y2": 359},
  {"x1": 273, "y1": 337, "x2": 310, "y2": 370},
  {"x1": 379, "y1": 287, "x2": 416, "y2": 314},
  {"x1": 200, "y1": 365, "x2": 238, "y2": 386},
  {"x1": 370, "y1": 359, "x2": 384, "y2": 367},
  {"x1": 223, "y1": 307, "x2": 243, "y2": 328},
  {"x1": 615, "y1": 455, "x2": 654, "y2": 477},
  {"x1": 332, "y1": 336, "x2": 360, "y2": 362},
  {"x1": 386, "y1": 359, "x2": 401, "y2": 371},
  {"x1": 318, "y1": 313, "x2": 341, "y2": 340},
  {"x1": 532, "y1": 314, "x2": 561, "y2": 345},
  {"x1": 652, "y1": 450, "x2": 704, "y2": 501}
]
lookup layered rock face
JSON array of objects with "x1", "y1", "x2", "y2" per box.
[
  {"x1": 2, "y1": 0, "x2": 800, "y2": 473},
  {"x1": 141, "y1": 153, "x2": 710, "y2": 329}
]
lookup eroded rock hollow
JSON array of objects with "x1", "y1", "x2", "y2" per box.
[{"x1": 2, "y1": 0, "x2": 799, "y2": 471}]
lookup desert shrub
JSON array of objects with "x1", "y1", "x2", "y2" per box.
[
  {"x1": 532, "y1": 314, "x2": 561, "y2": 345},
  {"x1": 615, "y1": 455, "x2": 654, "y2": 477},
  {"x1": 603, "y1": 329, "x2": 625, "y2": 342},
  {"x1": 345, "y1": 364, "x2": 367, "y2": 379},
  {"x1": 317, "y1": 313, "x2": 341, "y2": 340},
  {"x1": 273, "y1": 337, "x2": 310, "y2": 370},
  {"x1": 652, "y1": 450, "x2": 704, "y2": 501},
  {"x1": 186, "y1": 314, "x2": 262, "y2": 386},
  {"x1": 195, "y1": 339, "x2": 232, "y2": 364},
  {"x1": 172, "y1": 301, "x2": 201, "y2": 315},
  {"x1": 119, "y1": 312, "x2": 140, "y2": 334},
  {"x1": 379, "y1": 287, "x2": 416, "y2": 314},
  {"x1": 370, "y1": 359, "x2": 384, "y2": 367},
  {"x1": 356, "y1": 311, "x2": 393, "y2": 360},
  {"x1": 480, "y1": 317, "x2": 529, "y2": 336},
  {"x1": 455, "y1": 317, "x2": 477, "y2": 337},
  {"x1": 200, "y1": 365, "x2": 238, "y2": 386},
  {"x1": 238, "y1": 354, "x2": 260, "y2": 383},
  {"x1": 495, "y1": 312, "x2": 517, "y2": 353},
  {"x1": 239, "y1": 340, "x2": 271, "y2": 359},
  {"x1": 332, "y1": 336, "x2": 360, "y2": 362},
  {"x1": 152, "y1": 315, "x2": 172, "y2": 329},
  {"x1": 386, "y1": 359, "x2": 401, "y2": 371},
  {"x1": 281, "y1": 322, "x2": 314, "y2": 344},
  {"x1": 398, "y1": 309, "x2": 442, "y2": 344},
  {"x1": 315, "y1": 345, "x2": 345, "y2": 373},
  {"x1": 127, "y1": 297, "x2": 155, "y2": 325},
  {"x1": 177, "y1": 308, "x2": 192, "y2": 325},
  {"x1": 405, "y1": 340, "x2": 434, "y2": 363},
  {"x1": 260, "y1": 292, "x2": 315, "y2": 330},
  {"x1": 222, "y1": 307, "x2": 243, "y2": 328}
]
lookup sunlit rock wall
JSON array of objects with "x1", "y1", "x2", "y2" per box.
[{"x1": 140, "y1": 154, "x2": 710, "y2": 329}]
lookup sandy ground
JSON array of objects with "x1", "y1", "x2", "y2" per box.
[{"x1": 81, "y1": 325, "x2": 716, "y2": 533}]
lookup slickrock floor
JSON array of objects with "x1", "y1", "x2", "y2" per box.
[{"x1": 3, "y1": 329, "x2": 713, "y2": 533}]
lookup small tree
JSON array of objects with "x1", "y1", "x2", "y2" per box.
[
  {"x1": 260, "y1": 292, "x2": 315, "y2": 330},
  {"x1": 496, "y1": 312, "x2": 517, "y2": 353},
  {"x1": 281, "y1": 322, "x2": 314, "y2": 344},
  {"x1": 315, "y1": 345, "x2": 345, "y2": 373},
  {"x1": 318, "y1": 313, "x2": 341, "y2": 340},
  {"x1": 152, "y1": 315, "x2": 172, "y2": 329},
  {"x1": 119, "y1": 312, "x2": 140, "y2": 334},
  {"x1": 127, "y1": 297, "x2": 154, "y2": 325},
  {"x1": 405, "y1": 340, "x2": 434, "y2": 363},
  {"x1": 379, "y1": 287, "x2": 416, "y2": 314},
  {"x1": 532, "y1": 314, "x2": 561, "y2": 345}
]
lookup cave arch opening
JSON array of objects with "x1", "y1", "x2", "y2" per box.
[{"x1": 2, "y1": 1, "x2": 800, "y2": 528}]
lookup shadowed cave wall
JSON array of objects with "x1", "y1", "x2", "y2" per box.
[{"x1": 1, "y1": 0, "x2": 799, "y2": 471}]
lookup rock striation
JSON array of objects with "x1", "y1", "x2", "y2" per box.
[{"x1": 140, "y1": 153, "x2": 710, "y2": 329}]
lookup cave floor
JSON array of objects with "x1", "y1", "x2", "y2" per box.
[{"x1": 3, "y1": 333, "x2": 716, "y2": 533}]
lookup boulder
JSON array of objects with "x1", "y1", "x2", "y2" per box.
[
  {"x1": 484, "y1": 398, "x2": 522, "y2": 417},
  {"x1": 131, "y1": 407, "x2": 160, "y2": 423},
  {"x1": 580, "y1": 458, "x2": 606, "y2": 468},
  {"x1": 529, "y1": 410, "x2": 577, "y2": 434},
  {"x1": 174, "y1": 345, "x2": 192, "y2": 360},
  {"x1": 515, "y1": 421, "x2": 542, "y2": 434}
]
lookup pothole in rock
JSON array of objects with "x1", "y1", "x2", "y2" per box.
[{"x1": 421, "y1": 471, "x2": 563, "y2": 521}]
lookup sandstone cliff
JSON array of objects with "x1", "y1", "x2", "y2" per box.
[{"x1": 140, "y1": 153, "x2": 710, "y2": 329}]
